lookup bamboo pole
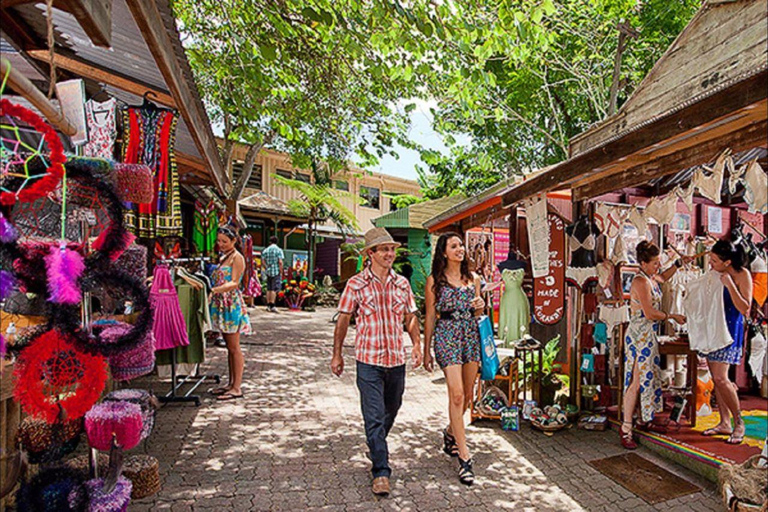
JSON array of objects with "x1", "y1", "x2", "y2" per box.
[{"x1": 1, "y1": 58, "x2": 78, "y2": 136}]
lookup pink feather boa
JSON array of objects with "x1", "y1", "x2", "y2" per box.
[{"x1": 45, "y1": 245, "x2": 85, "y2": 304}]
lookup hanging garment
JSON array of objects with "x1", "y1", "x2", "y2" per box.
[
  {"x1": 705, "y1": 286, "x2": 745, "y2": 365},
  {"x1": 742, "y1": 159, "x2": 767, "y2": 214},
  {"x1": 497, "y1": 268, "x2": 529, "y2": 345},
  {"x1": 692, "y1": 152, "x2": 727, "y2": 205},
  {"x1": 728, "y1": 161, "x2": 747, "y2": 195},
  {"x1": 751, "y1": 253, "x2": 767, "y2": 307},
  {"x1": 83, "y1": 98, "x2": 117, "y2": 160},
  {"x1": 625, "y1": 273, "x2": 663, "y2": 423},
  {"x1": 594, "y1": 203, "x2": 611, "y2": 233},
  {"x1": 584, "y1": 293, "x2": 598, "y2": 317},
  {"x1": 581, "y1": 323, "x2": 595, "y2": 350},
  {"x1": 122, "y1": 107, "x2": 182, "y2": 238},
  {"x1": 675, "y1": 184, "x2": 694, "y2": 213},
  {"x1": 684, "y1": 272, "x2": 732, "y2": 354},
  {"x1": 628, "y1": 206, "x2": 648, "y2": 235},
  {"x1": 748, "y1": 327, "x2": 767, "y2": 380},
  {"x1": 594, "y1": 322, "x2": 608, "y2": 345},
  {"x1": 644, "y1": 193, "x2": 678, "y2": 226},
  {"x1": 192, "y1": 200, "x2": 218, "y2": 254},
  {"x1": 597, "y1": 261, "x2": 614, "y2": 289},
  {"x1": 156, "y1": 271, "x2": 209, "y2": 367},
  {"x1": 210, "y1": 264, "x2": 251, "y2": 335},
  {"x1": 150, "y1": 265, "x2": 190, "y2": 350},
  {"x1": 565, "y1": 217, "x2": 600, "y2": 291},
  {"x1": 599, "y1": 304, "x2": 629, "y2": 336},
  {"x1": 611, "y1": 234, "x2": 627, "y2": 265}
]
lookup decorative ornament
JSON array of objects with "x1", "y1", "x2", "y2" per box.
[
  {"x1": 85, "y1": 401, "x2": 143, "y2": 451},
  {"x1": 0, "y1": 99, "x2": 65, "y2": 206},
  {"x1": 16, "y1": 416, "x2": 83, "y2": 464},
  {"x1": 14, "y1": 329, "x2": 107, "y2": 423},
  {"x1": 105, "y1": 324, "x2": 156, "y2": 382},
  {"x1": 104, "y1": 389, "x2": 158, "y2": 440},
  {"x1": 0, "y1": 269, "x2": 15, "y2": 300},
  {"x1": 45, "y1": 244, "x2": 85, "y2": 304},
  {"x1": 113, "y1": 163, "x2": 153, "y2": 204},
  {"x1": 82, "y1": 475, "x2": 132, "y2": 512},
  {"x1": 14, "y1": 465, "x2": 87, "y2": 512}
]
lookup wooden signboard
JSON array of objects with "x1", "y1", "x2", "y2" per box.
[{"x1": 533, "y1": 213, "x2": 565, "y2": 325}]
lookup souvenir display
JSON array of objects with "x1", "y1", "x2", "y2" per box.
[{"x1": 85, "y1": 401, "x2": 143, "y2": 451}]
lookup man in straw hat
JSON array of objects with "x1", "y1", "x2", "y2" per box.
[{"x1": 331, "y1": 227, "x2": 422, "y2": 497}]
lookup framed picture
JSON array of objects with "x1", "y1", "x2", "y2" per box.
[
  {"x1": 670, "y1": 212, "x2": 691, "y2": 233},
  {"x1": 620, "y1": 267, "x2": 638, "y2": 299},
  {"x1": 607, "y1": 224, "x2": 646, "y2": 265}
]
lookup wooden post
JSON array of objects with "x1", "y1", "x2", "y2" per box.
[{"x1": 608, "y1": 22, "x2": 639, "y2": 116}]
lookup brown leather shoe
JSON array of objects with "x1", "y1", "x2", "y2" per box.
[{"x1": 372, "y1": 476, "x2": 390, "y2": 496}]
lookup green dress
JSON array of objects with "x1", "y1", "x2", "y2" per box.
[
  {"x1": 156, "y1": 275, "x2": 208, "y2": 365},
  {"x1": 498, "y1": 268, "x2": 529, "y2": 346}
]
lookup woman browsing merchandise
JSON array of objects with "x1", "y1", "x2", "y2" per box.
[
  {"x1": 620, "y1": 241, "x2": 687, "y2": 450},
  {"x1": 209, "y1": 226, "x2": 252, "y2": 401},
  {"x1": 423, "y1": 233, "x2": 485, "y2": 485}
]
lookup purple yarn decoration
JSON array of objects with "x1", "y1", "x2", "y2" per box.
[
  {"x1": 0, "y1": 269, "x2": 15, "y2": 301},
  {"x1": 0, "y1": 212, "x2": 18, "y2": 243},
  {"x1": 83, "y1": 475, "x2": 132, "y2": 512},
  {"x1": 1, "y1": 334, "x2": 5, "y2": 358}
]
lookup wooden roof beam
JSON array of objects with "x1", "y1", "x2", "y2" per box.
[
  {"x1": 26, "y1": 49, "x2": 175, "y2": 106},
  {"x1": 2, "y1": 0, "x2": 113, "y2": 47},
  {"x1": 572, "y1": 119, "x2": 768, "y2": 201},
  {"x1": 502, "y1": 70, "x2": 768, "y2": 208}
]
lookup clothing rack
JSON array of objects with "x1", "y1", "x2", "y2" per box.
[{"x1": 155, "y1": 256, "x2": 219, "y2": 407}]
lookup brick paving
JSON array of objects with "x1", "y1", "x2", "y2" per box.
[{"x1": 131, "y1": 308, "x2": 722, "y2": 511}]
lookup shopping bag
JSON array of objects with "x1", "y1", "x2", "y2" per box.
[{"x1": 479, "y1": 315, "x2": 499, "y2": 380}]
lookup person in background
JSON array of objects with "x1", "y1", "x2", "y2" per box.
[
  {"x1": 621, "y1": 241, "x2": 686, "y2": 449},
  {"x1": 423, "y1": 233, "x2": 485, "y2": 485},
  {"x1": 702, "y1": 239, "x2": 752, "y2": 445},
  {"x1": 261, "y1": 235, "x2": 284, "y2": 313},
  {"x1": 331, "y1": 227, "x2": 422, "y2": 497},
  {"x1": 209, "y1": 226, "x2": 251, "y2": 401}
]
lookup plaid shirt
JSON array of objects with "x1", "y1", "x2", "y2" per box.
[
  {"x1": 261, "y1": 244, "x2": 284, "y2": 277},
  {"x1": 338, "y1": 267, "x2": 417, "y2": 368}
]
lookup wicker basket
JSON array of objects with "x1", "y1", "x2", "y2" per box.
[
  {"x1": 122, "y1": 455, "x2": 161, "y2": 499},
  {"x1": 530, "y1": 419, "x2": 568, "y2": 433},
  {"x1": 719, "y1": 455, "x2": 768, "y2": 511}
]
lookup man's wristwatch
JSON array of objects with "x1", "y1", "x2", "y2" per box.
[{"x1": 674, "y1": 259, "x2": 682, "y2": 268}]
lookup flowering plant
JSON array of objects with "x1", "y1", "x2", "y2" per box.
[{"x1": 280, "y1": 273, "x2": 316, "y2": 310}]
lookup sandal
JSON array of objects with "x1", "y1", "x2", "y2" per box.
[
  {"x1": 217, "y1": 392, "x2": 243, "y2": 401},
  {"x1": 726, "y1": 423, "x2": 745, "y2": 445},
  {"x1": 443, "y1": 429, "x2": 459, "y2": 457},
  {"x1": 458, "y1": 458, "x2": 474, "y2": 485},
  {"x1": 619, "y1": 423, "x2": 637, "y2": 450},
  {"x1": 209, "y1": 387, "x2": 230, "y2": 396},
  {"x1": 702, "y1": 426, "x2": 732, "y2": 437}
]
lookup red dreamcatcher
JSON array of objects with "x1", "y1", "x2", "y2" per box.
[{"x1": 0, "y1": 99, "x2": 65, "y2": 206}]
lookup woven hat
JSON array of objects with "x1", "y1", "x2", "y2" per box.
[{"x1": 362, "y1": 227, "x2": 400, "y2": 253}]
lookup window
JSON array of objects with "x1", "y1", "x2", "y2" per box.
[
  {"x1": 360, "y1": 186, "x2": 380, "y2": 209},
  {"x1": 333, "y1": 180, "x2": 349, "y2": 191},
  {"x1": 232, "y1": 162, "x2": 262, "y2": 190},
  {"x1": 276, "y1": 168, "x2": 311, "y2": 183}
]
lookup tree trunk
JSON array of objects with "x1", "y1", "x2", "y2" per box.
[
  {"x1": 307, "y1": 216, "x2": 315, "y2": 283},
  {"x1": 228, "y1": 129, "x2": 277, "y2": 202}
]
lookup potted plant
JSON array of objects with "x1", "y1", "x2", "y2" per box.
[{"x1": 518, "y1": 335, "x2": 570, "y2": 406}]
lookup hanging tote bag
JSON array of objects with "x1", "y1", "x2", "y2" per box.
[{"x1": 476, "y1": 276, "x2": 499, "y2": 380}]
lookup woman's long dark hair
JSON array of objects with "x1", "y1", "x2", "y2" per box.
[
  {"x1": 431, "y1": 232, "x2": 473, "y2": 299},
  {"x1": 712, "y1": 238, "x2": 746, "y2": 272}
]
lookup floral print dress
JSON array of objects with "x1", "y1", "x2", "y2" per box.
[
  {"x1": 624, "y1": 273, "x2": 663, "y2": 423},
  {"x1": 210, "y1": 265, "x2": 251, "y2": 335},
  {"x1": 433, "y1": 284, "x2": 481, "y2": 369}
]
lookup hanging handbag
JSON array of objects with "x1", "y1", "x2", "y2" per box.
[{"x1": 476, "y1": 276, "x2": 500, "y2": 380}]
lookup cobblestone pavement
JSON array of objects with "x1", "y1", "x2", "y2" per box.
[{"x1": 132, "y1": 308, "x2": 722, "y2": 511}]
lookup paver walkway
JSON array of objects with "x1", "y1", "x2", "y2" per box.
[{"x1": 133, "y1": 308, "x2": 722, "y2": 511}]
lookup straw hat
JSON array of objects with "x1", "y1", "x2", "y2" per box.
[{"x1": 362, "y1": 227, "x2": 401, "y2": 253}]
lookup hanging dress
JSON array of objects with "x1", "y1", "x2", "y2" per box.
[
  {"x1": 150, "y1": 265, "x2": 190, "y2": 350},
  {"x1": 705, "y1": 286, "x2": 745, "y2": 365},
  {"x1": 432, "y1": 284, "x2": 481, "y2": 369},
  {"x1": 565, "y1": 217, "x2": 600, "y2": 290},
  {"x1": 498, "y1": 268, "x2": 529, "y2": 346},
  {"x1": 83, "y1": 98, "x2": 117, "y2": 160},
  {"x1": 210, "y1": 263, "x2": 251, "y2": 335},
  {"x1": 624, "y1": 272, "x2": 663, "y2": 423}
]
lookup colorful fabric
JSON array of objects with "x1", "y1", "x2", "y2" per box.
[
  {"x1": 192, "y1": 200, "x2": 218, "y2": 254},
  {"x1": 261, "y1": 243, "x2": 284, "y2": 277},
  {"x1": 624, "y1": 273, "x2": 663, "y2": 423},
  {"x1": 150, "y1": 265, "x2": 189, "y2": 350},
  {"x1": 210, "y1": 265, "x2": 251, "y2": 334},
  {"x1": 83, "y1": 98, "x2": 117, "y2": 159},
  {"x1": 706, "y1": 287, "x2": 745, "y2": 365},
  {"x1": 337, "y1": 267, "x2": 417, "y2": 368},
  {"x1": 122, "y1": 107, "x2": 181, "y2": 238},
  {"x1": 433, "y1": 284, "x2": 481, "y2": 368}
]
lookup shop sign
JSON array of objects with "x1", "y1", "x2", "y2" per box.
[{"x1": 533, "y1": 213, "x2": 565, "y2": 325}]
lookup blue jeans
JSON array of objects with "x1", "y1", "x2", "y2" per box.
[{"x1": 356, "y1": 361, "x2": 405, "y2": 478}]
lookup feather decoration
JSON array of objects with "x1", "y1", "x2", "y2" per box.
[
  {"x1": 0, "y1": 213, "x2": 18, "y2": 243},
  {"x1": 0, "y1": 334, "x2": 5, "y2": 358},
  {"x1": 0, "y1": 269, "x2": 15, "y2": 300},
  {"x1": 45, "y1": 245, "x2": 85, "y2": 304}
]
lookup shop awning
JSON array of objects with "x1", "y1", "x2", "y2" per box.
[
  {"x1": 1, "y1": 0, "x2": 228, "y2": 194},
  {"x1": 238, "y1": 191, "x2": 306, "y2": 224},
  {"x1": 373, "y1": 195, "x2": 466, "y2": 230},
  {"x1": 501, "y1": 0, "x2": 767, "y2": 207}
]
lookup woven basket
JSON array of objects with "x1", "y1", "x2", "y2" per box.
[
  {"x1": 15, "y1": 416, "x2": 82, "y2": 464},
  {"x1": 113, "y1": 163, "x2": 153, "y2": 204},
  {"x1": 122, "y1": 454, "x2": 161, "y2": 499},
  {"x1": 531, "y1": 419, "x2": 568, "y2": 433},
  {"x1": 719, "y1": 455, "x2": 768, "y2": 511},
  {"x1": 67, "y1": 453, "x2": 110, "y2": 474}
]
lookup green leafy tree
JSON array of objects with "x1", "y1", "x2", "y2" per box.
[{"x1": 274, "y1": 175, "x2": 360, "y2": 282}]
